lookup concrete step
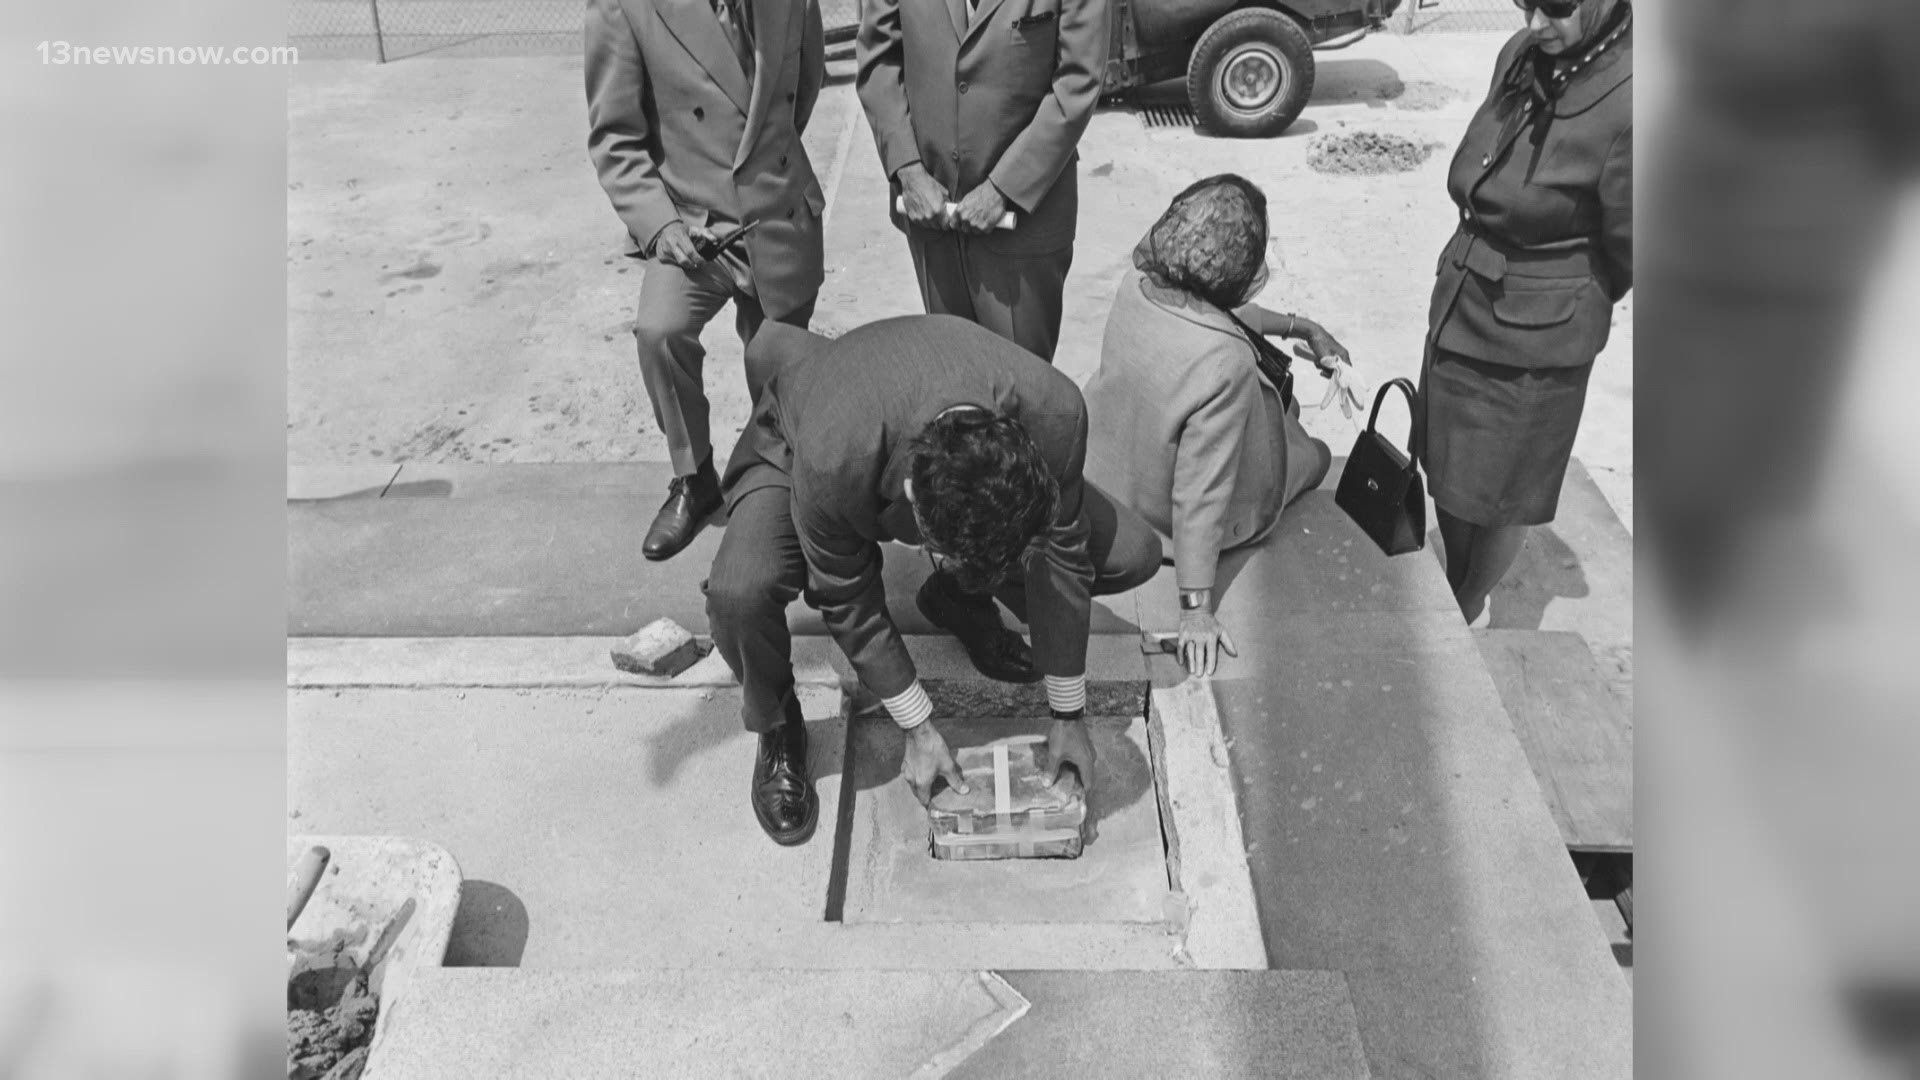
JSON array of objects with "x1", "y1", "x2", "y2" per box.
[
  {"x1": 1473, "y1": 628, "x2": 1632, "y2": 853},
  {"x1": 1461, "y1": 459, "x2": 1634, "y2": 702},
  {"x1": 288, "y1": 462, "x2": 1151, "y2": 638},
  {"x1": 364, "y1": 967, "x2": 1370, "y2": 1079},
  {"x1": 1202, "y1": 484, "x2": 1633, "y2": 1078}
]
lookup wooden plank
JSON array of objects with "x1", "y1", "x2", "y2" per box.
[{"x1": 1474, "y1": 629, "x2": 1633, "y2": 852}]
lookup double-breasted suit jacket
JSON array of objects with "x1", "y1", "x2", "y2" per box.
[
  {"x1": 586, "y1": 0, "x2": 827, "y2": 319},
  {"x1": 1427, "y1": 26, "x2": 1633, "y2": 372}
]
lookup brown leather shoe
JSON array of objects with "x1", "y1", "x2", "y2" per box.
[
  {"x1": 751, "y1": 703, "x2": 818, "y2": 846},
  {"x1": 642, "y1": 458, "x2": 722, "y2": 562}
]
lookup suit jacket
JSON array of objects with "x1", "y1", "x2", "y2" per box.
[
  {"x1": 1428, "y1": 24, "x2": 1632, "y2": 370},
  {"x1": 725, "y1": 315, "x2": 1097, "y2": 697},
  {"x1": 854, "y1": 0, "x2": 1109, "y2": 255},
  {"x1": 586, "y1": 0, "x2": 827, "y2": 318},
  {"x1": 1084, "y1": 272, "x2": 1308, "y2": 592}
]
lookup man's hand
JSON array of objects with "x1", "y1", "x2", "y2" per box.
[
  {"x1": 901, "y1": 721, "x2": 969, "y2": 807},
  {"x1": 1177, "y1": 609, "x2": 1238, "y2": 677},
  {"x1": 1286, "y1": 317, "x2": 1351, "y2": 373},
  {"x1": 652, "y1": 220, "x2": 715, "y2": 270},
  {"x1": 1044, "y1": 719, "x2": 1097, "y2": 792},
  {"x1": 952, "y1": 181, "x2": 1010, "y2": 234},
  {"x1": 896, "y1": 162, "x2": 952, "y2": 230}
]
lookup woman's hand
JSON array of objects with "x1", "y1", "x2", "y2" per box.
[
  {"x1": 1177, "y1": 609, "x2": 1238, "y2": 677},
  {"x1": 1286, "y1": 317, "x2": 1351, "y2": 373}
]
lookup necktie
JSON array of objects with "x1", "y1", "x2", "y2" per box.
[{"x1": 714, "y1": 0, "x2": 755, "y2": 81}]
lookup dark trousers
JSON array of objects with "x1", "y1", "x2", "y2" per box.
[
  {"x1": 633, "y1": 258, "x2": 816, "y2": 476},
  {"x1": 705, "y1": 482, "x2": 1161, "y2": 733},
  {"x1": 905, "y1": 228, "x2": 1071, "y2": 363}
]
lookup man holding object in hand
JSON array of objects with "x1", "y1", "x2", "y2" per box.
[
  {"x1": 705, "y1": 315, "x2": 1161, "y2": 844},
  {"x1": 855, "y1": 0, "x2": 1109, "y2": 363},
  {"x1": 587, "y1": 0, "x2": 826, "y2": 562}
]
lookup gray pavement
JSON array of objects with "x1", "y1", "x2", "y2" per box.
[{"x1": 287, "y1": 31, "x2": 1632, "y2": 526}]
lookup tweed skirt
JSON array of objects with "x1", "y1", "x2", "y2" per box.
[{"x1": 1415, "y1": 347, "x2": 1593, "y2": 527}]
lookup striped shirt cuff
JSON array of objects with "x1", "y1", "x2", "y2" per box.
[
  {"x1": 881, "y1": 681, "x2": 934, "y2": 731},
  {"x1": 1044, "y1": 674, "x2": 1087, "y2": 715}
]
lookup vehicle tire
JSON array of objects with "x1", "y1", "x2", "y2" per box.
[{"x1": 1186, "y1": 8, "x2": 1315, "y2": 138}]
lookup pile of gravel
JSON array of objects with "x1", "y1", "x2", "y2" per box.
[{"x1": 1307, "y1": 131, "x2": 1446, "y2": 176}]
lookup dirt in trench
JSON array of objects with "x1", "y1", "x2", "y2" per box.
[
  {"x1": 1378, "y1": 79, "x2": 1465, "y2": 111},
  {"x1": 288, "y1": 971, "x2": 379, "y2": 1080},
  {"x1": 1307, "y1": 131, "x2": 1449, "y2": 176}
]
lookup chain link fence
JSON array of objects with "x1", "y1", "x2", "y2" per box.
[
  {"x1": 1399, "y1": 0, "x2": 1525, "y2": 34},
  {"x1": 291, "y1": 0, "x2": 861, "y2": 61}
]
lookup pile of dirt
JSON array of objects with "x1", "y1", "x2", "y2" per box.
[
  {"x1": 288, "y1": 975, "x2": 379, "y2": 1080},
  {"x1": 1386, "y1": 80, "x2": 1463, "y2": 111},
  {"x1": 1307, "y1": 132, "x2": 1446, "y2": 176}
]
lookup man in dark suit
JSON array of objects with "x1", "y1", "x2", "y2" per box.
[
  {"x1": 587, "y1": 0, "x2": 826, "y2": 561},
  {"x1": 705, "y1": 315, "x2": 1162, "y2": 844},
  {"x1": 855, "y1": 0, "x2": 1108, "y2": 363}
]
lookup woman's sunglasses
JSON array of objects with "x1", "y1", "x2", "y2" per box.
[{"x1": 1513, "y1": 0, "x2": 1582, "y2": 18}]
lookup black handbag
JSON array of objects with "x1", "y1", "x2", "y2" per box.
[
  {"x1": 1335, "y1": 377, "x2": 1427, "y2": 556},
  {"x1": 1224, "y1": 312, "x2": 1294, "y2": 409}
]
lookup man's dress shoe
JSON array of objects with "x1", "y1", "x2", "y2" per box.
[
  {"x1": 915, "y1": 570, "x2": 1040, "y2": 684},
  {"x1": 752, "y1": 713, "x2": 818, "y2": 846},
  {"x1": 643, "y1": 459, "x2": 722, "y2": 562}
]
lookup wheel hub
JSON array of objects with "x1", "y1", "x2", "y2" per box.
[{"x1": 1218, "y1": 44, "x2": 1286, "y2": 113}]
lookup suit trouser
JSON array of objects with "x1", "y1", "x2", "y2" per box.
[
  {"x1": 705, "y1": 480, "x2": 1162, "y2": 733},
  {"x1": 634, "y1": 259, "x2": 816, "y2": 476},
  {"x1": 905, "y1": 228, "x2": 1072, "y2": 363}
]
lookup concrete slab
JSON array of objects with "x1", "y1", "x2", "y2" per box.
[
  {"x1": 288, "y1": 37, "x2": 1629, "y2": 532},
  {"x1": 365, "y1": 967, "x2": 1030, "y2": 1079},
  {"x1": 290, "y1": 687, "x2": 1187, "y2": 970},
  {"x1": 289, "y1": 487, "x2": 1152, "y2": 637},
  {"x1": 952, "y1": 970, "x2": 1370, "y2": 1080},
  {"x1": 288, "y1": 58, "x2": 860, "y2": 466},
  {"x1": 1213, "y1": 605, "x2": 1633, "y2": 1077},
  {"x1": 1474, "y1": 629, "x2": 1632, "y2": 852},
  {"x1": 1476, "y1": 459, "x2": 1635, "y2": 697},
  {"x1": 383, "y1": 462, "x2": 666, "y2": 500},
  {"x1": 840, "y1": 716, "x2": 1171, "y2": 927}
]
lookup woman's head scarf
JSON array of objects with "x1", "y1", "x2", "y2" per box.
[{"x1": 1131, "y1": 174, "x2": 1272, "y2": 312}]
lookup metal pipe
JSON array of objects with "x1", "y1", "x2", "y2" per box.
[{"x1": 369, "y1": 0, "x2": 387, "y2": 62}]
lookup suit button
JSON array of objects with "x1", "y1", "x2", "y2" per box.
[
  {"x1": 786, "y1": 91, "x2": 795, "y2": 102},
  {"x1": 787, "y1": 207, "x2": 795, "y2": 219},
  {"x1": 949, "y1": 149, "x2": 959, "y2": 161},
  {"x1": 1481, "y1": 155, "x2": 1490, "y2": 167},
  {"x1": 780, "y1": 155, "x2": 789, "y2": 167},
  {"x1": 694, "y1": 107, "x2": 704, "y2": 120},
  {"x1": 958, "y1": 81, "x2": 969, "y2": 93}
]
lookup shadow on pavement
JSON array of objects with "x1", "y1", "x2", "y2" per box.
[{"x1": 444, "y1": 880, "x2": 530, "y2": 967}]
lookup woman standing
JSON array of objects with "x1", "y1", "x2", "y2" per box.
[
  {"x1": 1420, "y1": 0, "x2": 1632, "y2": 623},
  {"x1": 1085, "y1": 175, "x2": 1349, "y2": 676}
]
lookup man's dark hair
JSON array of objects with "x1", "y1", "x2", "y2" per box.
[{"x1": 907, "y1": 408, "x2": 1059, "y2": 594}]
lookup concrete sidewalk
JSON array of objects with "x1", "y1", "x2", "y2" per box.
[{"x1": 288, "y1": 31, "x2": 1632, "y2": 525}]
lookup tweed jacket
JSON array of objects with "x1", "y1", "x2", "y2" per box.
[
  {"x1": 585, "y1": 0, "x2": 826, "y2": 318},
  {"x1": 724, "y1": 315, "x2": 1098, "y2": 697},
  {"x1": 1428, "y1": 23, "x2": 1632, "y2": 370},
  {"x1": 1084, "y1": 271, "x2": 1291, "y2": 592},
  {"x1": 854, "y1": 0, "x2": 1109, "y2": 255}
]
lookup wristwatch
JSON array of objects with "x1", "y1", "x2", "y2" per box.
[
  {"x1": 1050, "y1": 706, "x2": 1086, "y2": 722},
  {"x1": 1179, "y1": 589, "x2": 1209, "y2": 612}
]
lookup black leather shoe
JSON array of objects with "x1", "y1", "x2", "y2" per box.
[
  {"x1": 643, "y1": 458, "x2": 722, "y2": 562},
  {"x1": 751, "y1": 710, "x2": 818, "y2": 846},
  {"x1": 916, "y1": 570, "x2": 1040, "y2": 684}
]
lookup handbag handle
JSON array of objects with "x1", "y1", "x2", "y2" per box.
[{"x1": 1365, "y1": 377, "x2": 1419, "y2": 467}]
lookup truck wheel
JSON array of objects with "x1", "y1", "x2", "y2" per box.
[{"x1": 1187, "y1": 8, "x2": 1315, "y2": 138}]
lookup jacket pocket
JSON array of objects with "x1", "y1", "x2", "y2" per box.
[{"x1": 1491, "y1": 278, "x2": 1583, "y2": 328}]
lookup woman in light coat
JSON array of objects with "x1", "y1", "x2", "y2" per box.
[{"x1": 1084, "y1": 175, "x2": 1349, "y2": 676}]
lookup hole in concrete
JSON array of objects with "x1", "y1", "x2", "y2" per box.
[{"x1": 828, "y1": 693, "x2": 1179, "y2": 927}]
